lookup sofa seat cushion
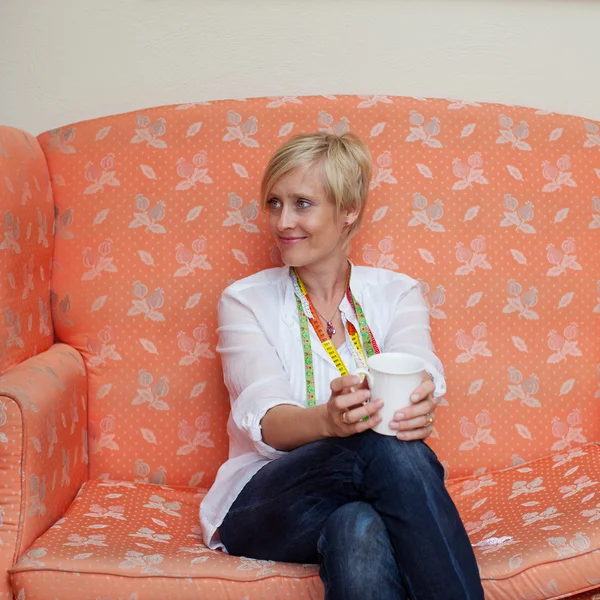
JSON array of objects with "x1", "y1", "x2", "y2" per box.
[
  {"x1": 9, "y1": 479, "x2": 322, "y2": 600},
  {"x1": 10, "y1": 444, "x2": 600, "y2": 600},
  {"x1": 449, "y1": 441, "x2": 600, "y2": 599}
]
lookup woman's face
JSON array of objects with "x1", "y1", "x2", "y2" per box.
[{"x1": 267, "y1": 162, "x2": 353, "y2": 268}]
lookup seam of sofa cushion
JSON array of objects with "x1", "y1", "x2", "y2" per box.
[
  {"x1": 8, "y1": 566, "x2": 319, "y2": 582},
  {"x1": 0, "y1": 392, "x2": 28, "y2": 571},
  {"x1": 478, "y1": 545, "x2": 600, "y2": 581}
]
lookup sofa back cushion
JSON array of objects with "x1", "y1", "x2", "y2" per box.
[
  {"x1": 37, "y1": 96, "x2": 600, "y2": 486},
  {"x1": 0, "y1": 127, "x2": 54, "y2": 374}
]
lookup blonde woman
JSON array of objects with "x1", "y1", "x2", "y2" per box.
[{"x1": 201, "y1": 132, "x2": 483, "y2": 599}]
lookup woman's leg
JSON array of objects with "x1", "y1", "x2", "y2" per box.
[
  {"x1": 219, "y1": 431, "x2": 483, "y2": 599},
  {"x1": 317, "y1": 502, "x2": 406, "y2": 600},
  {"x1": 352, "y1": 431, "x2": 484, "y2": 599},
  {"x1": 219, "y1": 434, "x2": 363, "y2": 563}
]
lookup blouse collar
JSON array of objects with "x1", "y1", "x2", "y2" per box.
[{"x1": 279, "y1": 261, "x2": 363, "y2": 360}]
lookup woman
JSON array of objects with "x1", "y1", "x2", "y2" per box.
[{"x1": 201, "y1": 132, "x2": 483, "y2": 599}]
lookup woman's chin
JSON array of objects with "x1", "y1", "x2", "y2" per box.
[{"x1": 278, "y1": 248, "x2": 309, "y2": 268}]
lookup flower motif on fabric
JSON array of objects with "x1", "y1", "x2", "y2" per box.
[
  {"x1": 129, "y1": 194, "x2": 167, "y2": 233},
  {"x1": 455, "y1": 323, "x2": 492, "y2": 363},
  {"x1": 369, "y1": 151, "x2": 397, "y2": 190},
  {"x1": 505, "y1": 367, "x2": 540, "y2": 408},
  {"x1": 500, "y1": 194, "x2": 536, "y2": 233},
  {"x1": 127, "y1": 282, "x2": 165, "y2": 322},
  {"x1": 223, "y1": 111, "x2": 260, "y2": 147},
  {"x1": 459, "y1": 411, "x2": 496, "y2": 451},
  {"x1": 362, "y1": 237, "x2": 399, "y2": 270},
  {"x1": 547, "y1": 323, "x2": 582, "y2": 363},
  {"x1": 452, "y1": 153, "x2": 488, "y2": 190},
  {"x1": 542, "y1": 156, "x2": 577, "y2": 192},
  {"x1": 174, "y1": 238, "x2": 212, "y2": 276},
  {"x1": 317, "y1": 111, "x2": 349, "y2": 136},
  {"x1": 551, "y1": 410, "x2": 587, "y2": 452},
  {"x1": 0, "y1": 210, "x2": 21, "y2": 253},
  {"x1": 84, "y1": 154, "x2": 120, "y2": 194},
  {"x1": 132, "y1": 370, "x2": 170, "y2": 411},
  {"x1": 408, "y1": 193, "x2": 445, "y2": 232},
  {"x1": 86, "y1": 327, "x2": 122, "y2": 367},
  {"x1": 405, "y1": 112, "x2": 443, "y2": 148},
  {"x1": 177, "y1": 325, "x2": 215, "y2": 365},
  {"x1": 496, "y1": 115, "x2": 532, "y2": 151},
  {"x1": 131, "y1": 115, "x2": 168, "y2": 149},
  {"x1": 119, "y1": 551, "x2": 164, "y2": 574},
  {"x1": 176, "y1": 152, "x2": 212, "y2": 190},
  {"x1": 455, "y1": 237, "x2": 491, "y2": 275},
  {"x1": 223, "y1": 193, "x2": 259, "y2": 233}
]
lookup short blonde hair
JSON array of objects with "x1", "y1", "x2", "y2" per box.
[{"x1": 260, "y1": 131, "x2": 372, "y2": 239}]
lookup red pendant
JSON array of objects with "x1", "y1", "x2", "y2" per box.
[{"x1": 326, "y1": 322, "x2": 336, "y2": 337}]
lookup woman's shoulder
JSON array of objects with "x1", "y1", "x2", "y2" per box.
[
  {"x1": 220, "y1": 266, "x2": 288, "y2": 301},
  {"x1": 353, "y1": 265, "x2": 419, "y2": 291}
]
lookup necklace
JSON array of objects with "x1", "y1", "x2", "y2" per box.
[
  {"x1": 312, "y1": 306, "x2": 339, "y2": 337},
  {"x1": 290, "y1": 264, "x2": 380, "y2": 406}
]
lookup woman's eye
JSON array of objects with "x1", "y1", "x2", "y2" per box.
[
  {"x1": 267, "y1": 198, "x2": 281, "y2": 209},
  {"x1": 297, "y1": 199, "x2": 311, "y2": 209}
]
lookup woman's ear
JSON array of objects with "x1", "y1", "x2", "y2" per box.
[{"x1": 342, "y1": 209, "x2": 359, "y2": 228}]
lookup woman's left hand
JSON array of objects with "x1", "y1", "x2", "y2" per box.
[{"x1": 388, "y1": 371, "x2": 437, "y2": 441}]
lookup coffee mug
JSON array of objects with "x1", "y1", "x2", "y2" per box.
[{"x1": 355, "y1": 352, "x2": 425, "y2": 436}]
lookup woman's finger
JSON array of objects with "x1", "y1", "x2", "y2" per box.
[
  {"x1": 330, "y1": 374, "x2": 362, "y2": 394},
  {"x1": 334, "y1": 388, "x2": 371, "y2": 413},
  {"x1": 395, "y1": 425, "x2": 433, "y2": 442},
  {"x1": 392, "y1": 396, "x2": 435, "y2": 422},
  {"x1": 390, "y1": 410, "x2": 435, "y2": 432},
  {"x1": 339, "y1": 376, "x2": 369, "y2": 397},
  {"x1": 343, "y1": 398, "x2": 384, "y2": 425},
  {"x1": 409, "y1": 379, "x2": 435, "y2": 403}
]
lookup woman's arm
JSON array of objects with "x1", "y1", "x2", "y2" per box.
[
  {"x1": 260, "y1": 404, "x2": 328, "y2": 451},
  {"x1": 380, "y1": 278, "x2": 446, "y2": 440},
  {"x1": 218, "y1": 288, "x2": 382, "y2": 456},
  {"x1": 262, "y1": 376, "x2": 383, "y2": 451}
]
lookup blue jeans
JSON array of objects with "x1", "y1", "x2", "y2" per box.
[{"x1": 219, "y1": 431, "x2": 484, "y2": 600}]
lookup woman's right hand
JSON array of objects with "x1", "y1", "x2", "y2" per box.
[{"x1": 324, "y1": 374, "x2": 384, "y2": 437}]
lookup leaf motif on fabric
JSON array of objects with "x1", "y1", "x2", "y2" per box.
[{"x1": 140, "y1": 339, "x2": 159, "y2": 355}]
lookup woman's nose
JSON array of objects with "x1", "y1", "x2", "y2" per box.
[{"x1": 276, "y1": 206, "x2": 295, "y2": 230}]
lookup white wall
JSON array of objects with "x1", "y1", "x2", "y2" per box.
[{"x1": 1, "y1": 0, "x2": 599, "y2": 135}]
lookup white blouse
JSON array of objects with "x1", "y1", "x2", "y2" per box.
[{"x1": 200, "y1": 264, "x2": 446, "y2": 550}]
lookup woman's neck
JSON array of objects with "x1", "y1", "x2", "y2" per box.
[{"x1": 294, "y1": 255, "x2": 350, "y2": 305}]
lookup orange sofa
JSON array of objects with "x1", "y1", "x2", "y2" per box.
[{"x1": 1, "y1": 95, "x2": 599, "y2": 599}]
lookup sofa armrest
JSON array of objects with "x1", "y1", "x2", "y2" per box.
[
  {"x1": 0, "y1": 126, "x2": 55, "y2": 374},
  {"x1": 0, "y1": 343, "x2": 88, "y2": 593}
]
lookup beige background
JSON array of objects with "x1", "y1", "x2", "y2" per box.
[{"x1": 1, "y1": 0, "x2": 599, "y2": 134}]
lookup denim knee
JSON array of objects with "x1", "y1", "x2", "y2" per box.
[
  {"x1": 359, "y1": 432, "x2": 445, "y2": 485},
  {"x1": 317, "y1": 502, "x2": 403, "y2": 599}
]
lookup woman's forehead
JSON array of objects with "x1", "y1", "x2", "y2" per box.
[{"x1": 271, "y1": 163, "x2": 326, "y2": 197}]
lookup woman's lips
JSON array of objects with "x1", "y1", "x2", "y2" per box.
[{"x1": 278, "y1": 236, "x2": 306, "y2": 245}]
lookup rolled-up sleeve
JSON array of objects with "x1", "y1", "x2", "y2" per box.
[
  {"x1": 217, "y1": 289, "x2": 306, "y2": 459},
  {"x1": 382, "y1": 279, "x2": 447, "y2": 399}
]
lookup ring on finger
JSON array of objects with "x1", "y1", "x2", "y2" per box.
[
  {"x1": 426, "y1": 413, "x2": 434, "y2": 426},
  {"x1": 342, "y1": 411, "x2": 349, "y2": 425}
]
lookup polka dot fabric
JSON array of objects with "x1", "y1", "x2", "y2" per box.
[
  {"x1": 448, "y1": 442, "x2": 600, "y2": 599},
  {"x1": 34, "y1": 96, "x2": 600, "y2": 486},
  {"x1": 9, "y1": 447, "x2": 600, "y2": 599},
  {"x1": 9, "y1": 479, "x2": 323, "y2": 599},
  {"x1": 1, "y1": 95, "x2": 599, "y2": 599},
  {"x1": 0, "y1": 344, "x2": 88, "y2": 599},
  {"x1": 0, "y1": 127, "x2": 54, "y2": 374}
]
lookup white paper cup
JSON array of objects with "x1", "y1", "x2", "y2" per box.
[{"x1": 355, "y1": 352, "x2": 425, "y2": 436}]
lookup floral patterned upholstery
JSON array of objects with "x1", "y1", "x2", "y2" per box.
[
  {"x1": 9, "y1": 479, "x2": 323, "y2": 599},
  {"x1": 0, "y1": 127, "x2": 54, "y2": 374},
  {"x1": 1, "y1": 95, "x2": 600, "y2": 599},
  {"x1": 8, "y1": 444, "x2": 600, "y2": 599}
]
